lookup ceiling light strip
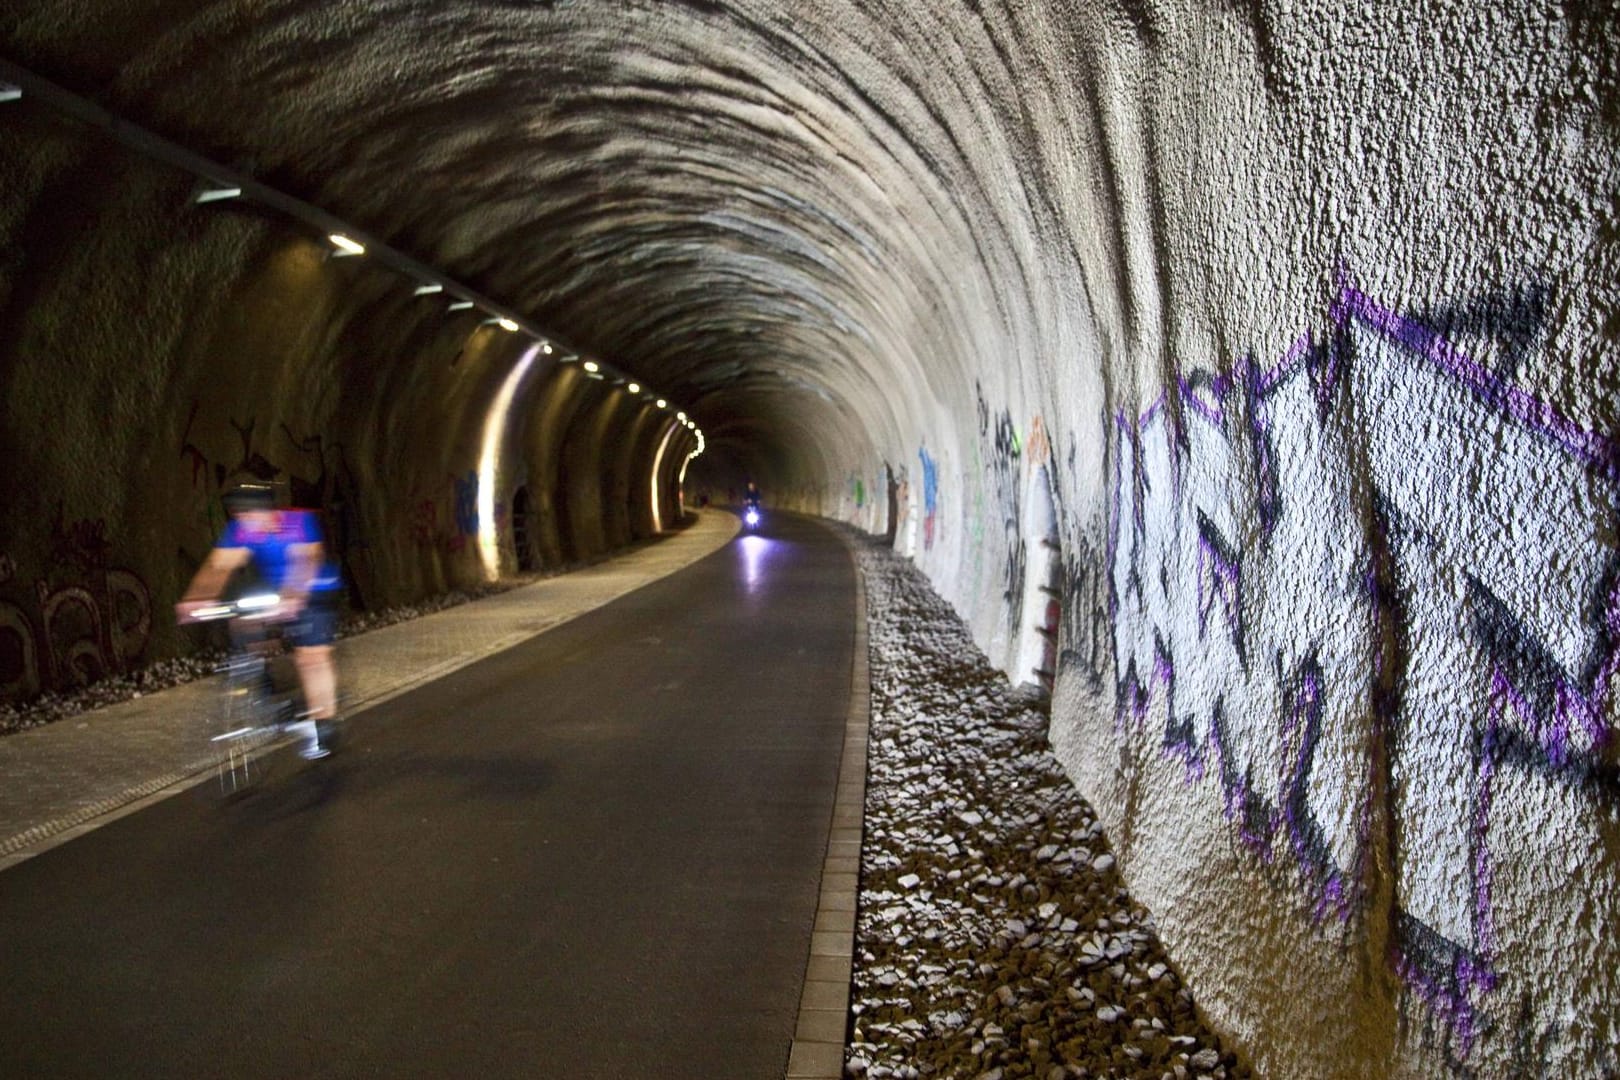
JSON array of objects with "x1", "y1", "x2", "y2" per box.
[{"x1": 0, "y1": 57, "x2": 708, "y2": 439}]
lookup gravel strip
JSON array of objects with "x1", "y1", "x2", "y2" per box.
[{"x1": 849, "y1": 540, "x2": 1249, "y2": 1080}]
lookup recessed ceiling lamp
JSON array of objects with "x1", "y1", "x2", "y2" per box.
[
  {"x1": 328, "y1": 234, "x2": 365, "y2": 257},
  {"x1": 414, "y1": 283, "x2": 443, "y2": 296},
  {"x1": 193, "y1": 183, "x2": 242, "y2": 204},
  {"x1": 0, "y1": 83, "x2": 21, "y2": 103},
  {"x1": 627, "y1": 382, "x2": 641, "y2": 394}
]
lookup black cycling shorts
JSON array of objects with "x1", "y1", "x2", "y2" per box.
[{"x1": 286, "y1": 590, "x2": 339, "y2": 649}]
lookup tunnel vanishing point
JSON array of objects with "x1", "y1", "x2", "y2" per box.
[{"x1": 1, "y1": 4, "x2": 1617, "y2": 1077}]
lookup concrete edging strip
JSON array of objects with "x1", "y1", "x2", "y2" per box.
[{"x1": 786, "y1": 538, "x2": 869, "y2": 1079}]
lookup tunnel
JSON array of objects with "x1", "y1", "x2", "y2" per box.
[{"x1": 2, "y1": 3, "x2": 1617, "y2": 1076}]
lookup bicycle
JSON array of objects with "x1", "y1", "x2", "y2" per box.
[{"x1": 187, "y1": 590, "x2": 313, "y2": 795}]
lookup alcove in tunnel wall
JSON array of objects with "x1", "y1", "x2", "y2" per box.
[{"x1": 3, "y1": 2, "x2": 1619, "y2": 1076}]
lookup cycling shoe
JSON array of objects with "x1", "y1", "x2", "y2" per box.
[{"x1": 314, "y1": 717, "x2": 344, "y2": 757}]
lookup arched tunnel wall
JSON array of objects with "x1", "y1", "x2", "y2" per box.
[
  {"x1": 0, "y1": 106, "x2": 694, "y2": 695},
  {"x1": 817, "y1": 10, "x2": 1620, "y2": 1078},
  {"x1": 3, "y1": 4, "x2": 1618, "y2": 1076}
]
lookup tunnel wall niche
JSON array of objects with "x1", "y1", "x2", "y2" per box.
[{"x1": 0, "y1": 109, "x2": 684, "y2": 703}]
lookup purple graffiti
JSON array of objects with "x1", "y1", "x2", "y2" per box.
[
  {"x1": 1195, "y1": 512, "x2": 1245, "y2": 668},
  {"x1": 453, "y1": 470, "x2": 479, "y2": 538},
  {"x1": 1107, "y1": 270, "x2": 1618, "y2": 1057}
]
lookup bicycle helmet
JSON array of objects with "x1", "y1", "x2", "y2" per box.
[{"x1": 221, "y1": 481, "x2": 277, "y2": 514}]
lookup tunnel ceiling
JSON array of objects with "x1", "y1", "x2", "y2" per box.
[{"x1": 2, "y1": 1, "x2": 1040, "y2": 475}]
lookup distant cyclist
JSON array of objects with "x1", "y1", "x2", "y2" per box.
[
  {"x1": 743, "y1": 480, "x2": 762, "y2": 511},
  {"x1": 176, "y1": 482, "x2": 344, "y2": 758}
]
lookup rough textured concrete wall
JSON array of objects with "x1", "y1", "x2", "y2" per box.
[
  {"x1": 1038, "y1": 11, "x2": 1620, "y2": 1078},
  {"x1": 3, "y1": 2, "x2": 1617, "y2": 1076}
]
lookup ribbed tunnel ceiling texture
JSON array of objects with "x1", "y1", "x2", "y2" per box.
[
  {"x1": 14, "y1": 0, "x2": 1021, "y2": 491},
  {"x1": 4, "y1": 3, "x2": 1619, "y2": 1078}
]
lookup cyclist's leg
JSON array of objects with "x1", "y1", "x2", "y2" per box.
[
  {"x1": 293, "y1": 644, "x2": 337, "y2": 719},
  {"x1": 289, "y1": 593, "x2": 342, "y2": 756}
]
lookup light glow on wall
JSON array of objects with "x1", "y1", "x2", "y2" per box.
[
  {"x1": 476, "y1": 343, "x2": 542, "y2": 581},
  {"x1": 649, "y1": 421, "x2": 681, "y2": 534}
]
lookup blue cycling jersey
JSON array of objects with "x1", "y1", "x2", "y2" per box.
[{"x1": 220, "y1": 509, "x2": 341, "y2": 593}]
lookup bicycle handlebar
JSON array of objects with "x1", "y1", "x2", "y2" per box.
[{"x1": 184, "y1": 592, "x2": 283, "y2": 623}]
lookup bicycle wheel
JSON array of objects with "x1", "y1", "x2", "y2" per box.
[{"x1": 214, "y1": 652, "x2": 279, "y2": 795}]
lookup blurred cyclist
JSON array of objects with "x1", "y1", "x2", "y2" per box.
[{"x1": 176, "y1": 482, "x2": 344, "y2": 758}]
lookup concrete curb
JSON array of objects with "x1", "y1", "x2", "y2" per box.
[{"x1": 787, "y1": 540, "x2": 869, "y2": 1079}]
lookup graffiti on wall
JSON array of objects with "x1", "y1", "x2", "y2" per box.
[
  {"x1": 0, "y1": 505, "x2": 153, "y2": 700},
  {"x1": 918, "y1": 447, "x2": 939, "y2": 551},
  {"x1": 978, "y1": 382, "x2": 1027, "y2": 620},
  {"x1": 410, "y1": 469, "x2": 482, "y2": 555},
  {"x1": 1059, "y1": 531, "x2": 1112, "y2": 695},
  {"x1": 179, "y1": 402, "x2": 368, "y2": 607},
  {"x1": 1101, "y1": 270, "x2": 1618, "y2": 1059}
]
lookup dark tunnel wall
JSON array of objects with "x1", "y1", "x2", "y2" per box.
[
  {"x1": 3, "y1": 3, "x2": 1620, "y2": 1076},
  {"x1": 0, "y1": 105, "x2": 693, "y2": 687}
]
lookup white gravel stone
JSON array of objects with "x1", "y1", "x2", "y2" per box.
[{"x1": 845, "y1": 540, "x2": 1247, "y2": 1079}]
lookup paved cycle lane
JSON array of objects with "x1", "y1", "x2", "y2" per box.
[{"x1": 0, "y1": 512, "x2": 856, "y2": 1080}]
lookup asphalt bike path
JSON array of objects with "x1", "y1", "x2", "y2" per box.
[
  {"x1": 0, "y1": 510, "x2": 739, "y2": 867},
  {"x1": 0, "y1": 512, "x2": 856, "y2": 1079}
]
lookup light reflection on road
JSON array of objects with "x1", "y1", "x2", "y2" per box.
[{"x1": 740, "y1": 534, "x2": 770, "y2": 592}]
